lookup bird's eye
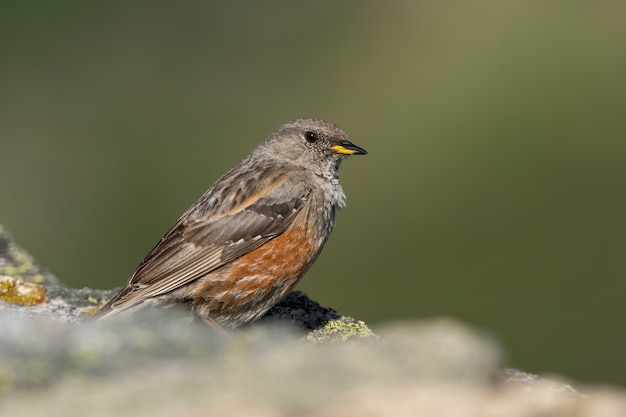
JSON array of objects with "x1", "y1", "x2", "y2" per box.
[{"x1": 304, "y1": 131, "x2": 318, "y2": 143}]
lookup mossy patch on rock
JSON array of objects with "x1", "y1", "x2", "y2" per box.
[{"x1": 305, "y1": 317, "x2": 379, "y2": 343}]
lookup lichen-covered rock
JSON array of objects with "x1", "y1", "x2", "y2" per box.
[
  {"x1": 305, "y1": 317, "x2": 379, "y2": 343},
  {"x1": 0, "y1": 311, "x2": 502, "y2": 401},
  {"x1": 1, "y1": 312, "x2": 625, "y2": 417},
  {"x1": 2, "y1": 225, "x2": 626, "y2": 416},
  {"x1": 0, "y1": 284, "x2": 117, "y2": 322},
  {"x1": 0, "y1": 225, "x2": 59, "y2": 285},
  {"x1": 0, "y1": 275, "x2": 47, "y2": 306}
]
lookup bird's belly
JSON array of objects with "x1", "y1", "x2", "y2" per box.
[{"x1": 191, "y1": 226, "x2": 321, "y2": 326}]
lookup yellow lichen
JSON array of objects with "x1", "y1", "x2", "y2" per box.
[
  {"x1": 305, "y1": 318, "x2": 379, "y2": 343},
  {"x1": 82, "y1": 306, "x2": 102, "y2": 317},
  {"x1": 0, "y1": 275, "x2": 46, "y2": 306},
  {"x1": 323, "y1": 319, "x2": 377, "y2": 341}
]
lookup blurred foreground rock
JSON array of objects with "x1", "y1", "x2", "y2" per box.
[{"x1": 1, "y1": 225, "x2": 626, "y2": 416}]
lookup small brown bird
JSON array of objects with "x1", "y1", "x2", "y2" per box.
[{"x1": 95, "y1": 119, "x2": 367, "y2": 327}]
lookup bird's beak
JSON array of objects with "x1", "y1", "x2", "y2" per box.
[{"x1": 330, "y1": 140, "x2": 368, "y2": 155}]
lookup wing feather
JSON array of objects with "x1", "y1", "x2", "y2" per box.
[{"x1": 96, "y1": 168, "x2": 311, "y2": 317}]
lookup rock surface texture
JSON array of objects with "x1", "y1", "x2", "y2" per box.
[{"x1": 1, "y1": 225, "x2": 625, "y2": 417}]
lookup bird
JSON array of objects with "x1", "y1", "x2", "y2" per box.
[{"x1": 94, "y1": 119, "x2": 367, "y2": 328}]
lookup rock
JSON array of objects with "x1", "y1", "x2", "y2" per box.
[
  {"x1": 1, "y1": 225, "x2": 626, "y2": 416},
  {"x1": 0, "y1": 225, "x2": 59, "y2": 286},
  {"x1": 1, "y1": 313, "x2": 625, "y2": 417}
]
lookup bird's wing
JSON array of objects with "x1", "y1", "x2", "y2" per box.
[{"x1": 96, "y1": 168, "x2": 311, "y2": 317}]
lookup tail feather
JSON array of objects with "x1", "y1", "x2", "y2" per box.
[{"x1": 92, "y1": 286, "x2": 140, "y2": 320}]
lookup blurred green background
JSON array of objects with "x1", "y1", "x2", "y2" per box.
[{"x1": 2, "y1": 1, "x2": 625, "y2": 386}]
